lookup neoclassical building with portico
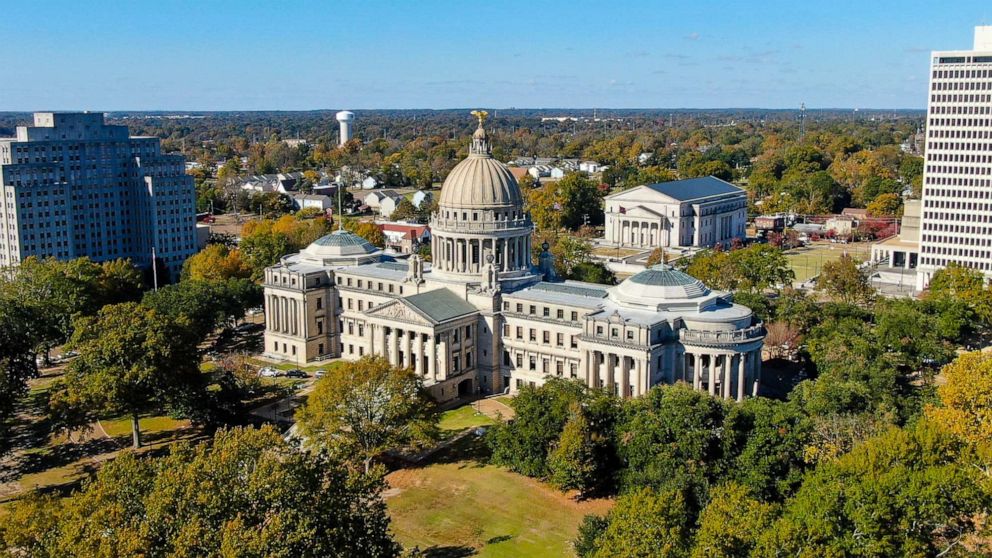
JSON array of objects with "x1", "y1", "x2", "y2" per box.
[{"x1": 262, "y1": 114, "x2": 764, "y2": 402}]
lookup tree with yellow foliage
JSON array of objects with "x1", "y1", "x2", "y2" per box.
[
  {"x1": 182, "y1": 244, "x2": 252, "y2": 282},
  {"x1": 926, "y1": 351, "x2": 992, "y2": 445}
]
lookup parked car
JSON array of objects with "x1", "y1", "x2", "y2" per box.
[
  {"x1": 285, "y1": 369, "x2": 308, "y2": 379},
  {"x1": 314, "y1": 369, "x2": 326, "y2": 379},
  {"x1": 258, "y1": 366, "x2": 280, "y2": 377}
]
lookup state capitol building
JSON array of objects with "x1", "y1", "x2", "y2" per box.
[{"x1": 263, "y1": 115, "x2": 765, "y2": 402}]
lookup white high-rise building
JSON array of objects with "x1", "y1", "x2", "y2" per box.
[
  {"x1": 916, "y1": 26, "x2": 992, "y2": 290},
  {"x1": 0, "y1": 112, "x2": 198, "y2": 279}
]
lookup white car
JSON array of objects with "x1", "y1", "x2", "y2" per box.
[{"x1": 258, "y1": 366, "x2": 280, "y2": 377}]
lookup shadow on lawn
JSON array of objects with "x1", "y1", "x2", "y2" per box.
[{"x1": 416, "y1": 545, "x2": 477, "y2": 558}]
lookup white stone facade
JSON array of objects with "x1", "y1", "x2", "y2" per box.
[
  {"x1": 263, "y1": 118, "x2": 764, "y2": 403},
  {"x1": 604, "y1": 177, "x2": 747, "y2": 249}
]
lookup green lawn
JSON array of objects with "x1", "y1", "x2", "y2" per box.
[
  {"x1": 99, "y1": 416, "x2": 189, "y2": 438},
  {"x1": 784, "y1": 242, "x2": 871, "y2": 282},
  {"x1": 438, "y1": 405, "x2": 496, "y2": 431},
  {"x1": 386, "y1": 438, "x2": 612, "y2": 557}
]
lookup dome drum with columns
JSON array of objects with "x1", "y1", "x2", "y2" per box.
[
  {"x1": 429, "y1": 111, "x2": 535, "y2": 282},
  {"x1": 261, "y1": 111, "x2": 765, "y2": 403}
]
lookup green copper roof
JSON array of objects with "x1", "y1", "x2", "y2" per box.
[
  {"x1": 311, "y1": 230, "x2": 375, "y2": 250},
  {"x1": 403, "y1": 289, "x2": 478, "y2": 323},
  {"x1": 629, "y1": 264, "x2": 702, "y2": 287}
]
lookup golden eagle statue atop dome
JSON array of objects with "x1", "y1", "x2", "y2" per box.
[{"x1": 470, "y1": 110, "x2": 489, "y2": 127}]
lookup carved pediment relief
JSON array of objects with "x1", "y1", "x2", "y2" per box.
[{"x1": 367, "y1": 300, "x2": 433, "y2": 325}]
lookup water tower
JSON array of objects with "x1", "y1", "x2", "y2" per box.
[{"x1": 335, "y1": 110, "x2": 355, "y2": 146}]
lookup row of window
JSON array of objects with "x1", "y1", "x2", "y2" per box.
[{"x1": 929, "y1": 94, "x2": 992, "y2": 103}]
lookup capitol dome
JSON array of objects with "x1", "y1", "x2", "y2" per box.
[
  {"x1": 437, "y1": 120, "x2": 522, "y2": 210},
  {"x1": 297, "y1": 230, "x2": 382, "y2": 266}
]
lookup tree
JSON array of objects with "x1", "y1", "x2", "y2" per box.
[
  {"x1": 0, "y1": 298, "x2": 38, "y2": 453},
  {"x1": 240, "y1": 215, "x2": 332, "y2": 278},
  {"x1": 866, "y1": 192, "x2": 903, "y2": 217},
  {"x1": 142, "y1": 279, "x2": 260, "y2": 341},
  {"x1": 754, "y1": 422, "x2": 989, "y2": 558},
  {"x1": 548, "y1": 402, "x2": 600, "y2": 495},
  {"x1": 295, "y1": 355, "x2": 438, "y2": 473},
  {"x1": 816, "y1": 254, "x2": 873, "y2": 306},
  {"x1": 389, "y1": 198, "x2": 418, "y2": 221},
  {"x1": 590, "y1": 487, "x2": 693, "y2": 558},
  {"x1": 730, "y1": 244, "x2": 794, "y2": 293},
  {"x1": 691, "y1": 483, "x2": 777, "y2": 558},
  {"x1": 0, "y1": 257, "x2": 136, "y2": 358},
  {"x1": 569, "y1": 262, "x2": 616, "y2": 285},
  {"x1": 927, "y1": 263, "x2": 992, "y2": 326},
  {"x1": 49, "y1": 303, "x2": 205, "y2": 448},
  {"x1": 0, "y1": 426, "x2": 401, "y2": 557},
  {"x1": 646, "y1": 248, "x2": 664, "y2": 267},
  {"x1": 616, "y1": 384, "x2": 727, "y2": 494},
  {"x1": 347, "y1": 220, "x2": 386, "y2": 247},
  {"x1": 926, "y1": 351, "x2": 992, "y2": 445},
  {"x1": 182, "y1": 243, "x2": 252, "y2": 282},
  {"x1": 488, "y1": 379, "x2": 619, "y2": 481}
]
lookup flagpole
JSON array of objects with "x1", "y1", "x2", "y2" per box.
[{"x1": 151, "y1": 246, "x2": 158, "y2": 292}]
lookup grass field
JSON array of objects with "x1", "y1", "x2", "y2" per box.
[
  {"x1": 591, "y1": 246, "x2": 646, "y2": 258},
  {"x1": 784, "y1": 242, "x2": 871, "y2": 282},
  {"x1": 438, "y1": 405, "x2": 496, "y2": 432},
  {"x1": 386, "y1": 437, "x2": 612, "y2": 557}
]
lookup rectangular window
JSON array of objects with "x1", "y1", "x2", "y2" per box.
[
  {"x1": 557, "y1": 309, "x2": 564, "y2": 319},
  {"x1": 543, "y1": 331, "x2": 550, "y2": 344},
  {"x1": 316, "y1": 297, "x2": 323, "y2": 310}
]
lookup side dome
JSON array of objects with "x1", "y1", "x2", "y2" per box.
[
  {"x1": 608, "y1": 263, "x2": 712, "y2": 308},
  {"x1": 439, "y1": 155, "x2": 523, "y2": 209},
  {"x1": 297, "y1": 230, "x2": 381, "y2": 265}
]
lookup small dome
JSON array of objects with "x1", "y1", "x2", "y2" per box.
[
  {"x1": 298, "y1": 230, "x2": 380, "y2": 264},
  {"x1": 439, "y1": 154, "x2": 523, "y2": 209},
  {"x1": 609, "y1": 264, "x2": 711, "y2": 307}
]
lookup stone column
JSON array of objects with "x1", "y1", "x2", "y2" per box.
[
  {"x1": 267, "y1": 295, "x2": 275, "y2": 332},
  {"x1": 389, "y1": 327, "x2": 399, "y2": 366},
  {"x1": 584, "y1": 351, "x2": 593, "y2": 388},
  {"x1": 693, "y1": 353, "x2": 702, "y2": 390},
  {"x1": 752, "y1": 351, "x2": 762, "y2": 397},
  {"x1": 426, "y1": 333, "x2": 436, "y2": 379},
  {"x1": 621, "y1": 355, "x2": 630, "y2": 398},
  {"x1": 414, "y1": 332, "x2": 424, "y2": 375},
  {"x1": 708, "y1": 355, "x2": 716, "y2": 396},
  {"x1": 737, "y1": 353, "x2": 746, "y2": 401},
  {"x1": 723, "y1": 355, "x2": 732, "y2": 399},
  {"x1": 280, "y1": 297, "x2": 288, "y2": 333}
]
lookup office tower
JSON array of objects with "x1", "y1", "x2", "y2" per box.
[
  {"x1": 0, "y1": 112, "x2": 197, "y2": 280},
  {"x1": 917, "y1": 26, "x2": 992, "y2": 289}
]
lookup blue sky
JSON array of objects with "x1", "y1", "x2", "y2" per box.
[{"x1": 0, "y1": 0, "x2": 989, "y2": 110}]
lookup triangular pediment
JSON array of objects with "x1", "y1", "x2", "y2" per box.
[
  {"x1": 622, "y1": 205, "x2": 665, "y2": 218},
  {"x1": 607, "y1": 185, "x2": 680, "y2": 204},
  {"x1": 366, "y1": 299, "x2": 436, "y2": 326}
]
